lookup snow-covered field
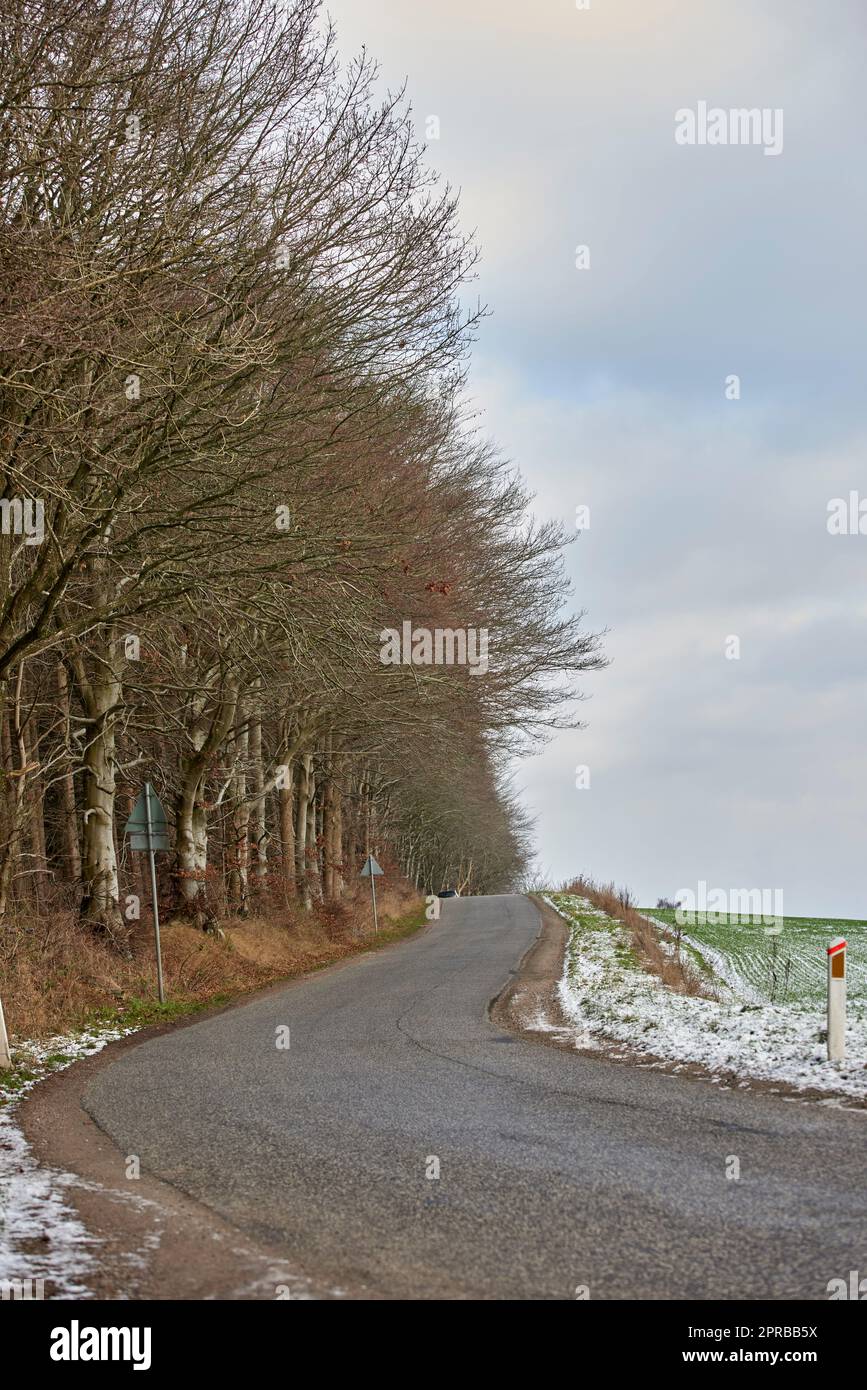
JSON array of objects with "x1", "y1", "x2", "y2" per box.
[
  {"x1": 647, "y1": 905, "x2": 867, "y2": 1006},
  {"x1": 543, "y1": 894, "x2": 867, "y2": 1102},
  {"x1": 0, "y1": 1027, "x2": 130, "y2": 1298}
]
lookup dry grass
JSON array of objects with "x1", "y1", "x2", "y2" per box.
[
  {"x1": 0, "y1": 879, "x2": 424, "y2": 1044},
  {"x1": 562, "y1": 876, "x2": 713, "y2": 998}
]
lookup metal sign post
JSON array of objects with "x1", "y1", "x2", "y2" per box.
[
  {"x1": 360, "y1": 854, "x2": 384, "y2": 934},
  {"x1": 124, "y1": 781, "x2": 171, "y2": 1004},
  {"x1": 827, "y1": 937, "x2": 846, "y2": 1061},
  {"x1": 144, "y1": 786, "x2": 165, "y2": 1004}
]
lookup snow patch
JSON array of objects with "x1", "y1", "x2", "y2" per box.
[
  {"x1": 0, "y1": 1025, "x2": 131, "y2": 1298},
  {"x1": 545, "y1": 895, "x2": 867, "y2": 1102}
]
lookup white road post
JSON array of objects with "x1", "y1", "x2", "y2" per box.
[
  {"x1": 827, "y1": 937, "x2": 846, "y2": 1062},
  {"x1": 0, "y1": 996, "x2": 12, "y2": 1069}
]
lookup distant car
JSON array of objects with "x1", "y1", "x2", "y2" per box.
[{"x1": 438, "y1": 888, "x2": 459, "y2": 898}]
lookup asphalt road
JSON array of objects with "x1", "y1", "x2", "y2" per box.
[{"x1": 83, "y1": 895, "x2": 867, "y2": 1299}]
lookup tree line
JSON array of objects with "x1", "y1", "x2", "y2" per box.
[{"x1": 0, "y1": 0, "x2": 604, "y2": 949}]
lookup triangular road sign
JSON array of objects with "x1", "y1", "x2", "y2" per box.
[
  {"x1": 360, "y1": 854, "x2": 384, "y2": 877},
  {"x1": 124, "y1": 782, "x2": 170, "y2": 853}
]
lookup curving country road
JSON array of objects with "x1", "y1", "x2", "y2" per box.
[{"x1": 83, "y1": 895, "x2": 867, "y2": 1300}]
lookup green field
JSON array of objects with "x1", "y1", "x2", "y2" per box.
[{"x1": 644, "y1": 908, "x2": 867, "y2": 1008}]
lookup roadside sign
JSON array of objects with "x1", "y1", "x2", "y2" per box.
[
  {"x1": 360, "y1": 855, "x2": 384, "y2": 932},
  {"x1": 827, "y1": 937, "x2": 846, "y2": 1061},
  {"x1": 124, "y1": 783, "x2": 170, "y2": 853},
  {"x1": 124, "y1": 781, "x2": 169, "y2": 1004}
]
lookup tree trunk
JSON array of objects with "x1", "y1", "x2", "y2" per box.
[
  {"x1": 76, "y1": 629, "x2": 128, "y2": 951},
  {"x1": 250, "y1": 688, "x2": 267, "y2": 889},
  {"x1": 228, "y1": 713, "x2": 249, "y2": 916},
  {"x1": 295, "y1": 752, "x2": 312, "y2": 909},
  {"x1": 0, "y1": 668, "x2": 28, "y2": 918},
  {"x1": 322, "y1": 735, "x2": 334, "y2": 899},
  {"x1": 278, "y1": 757, "x2": 295, "y2": 900},
  {"x1": 307, "y1": 766, "x2": 322, "y2": 902},
  {"x1": 176, "y1": 766, "x2": 211, "y2": 924},
  {"x1": 174, "y1": 668, "x2": 240, "y2": 927},
  {"x1": 25, "y1": 715, "x2": 48, "y2": 910},
  {"x1": 56, "y1": 663, "x2": 81, "y2": 885},
  {"x1": 331, "y1": 757, "x2": 344, "y2": 898}
]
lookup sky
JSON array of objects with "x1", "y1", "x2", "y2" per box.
[{"x1": 324, "y1": 0, "x2": 867, "y2": 917}]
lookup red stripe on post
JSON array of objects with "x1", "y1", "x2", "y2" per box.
[{"x1": 827, "y1": 941, "x2": 847, "y2": 955}]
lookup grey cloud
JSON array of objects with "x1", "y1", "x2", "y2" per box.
[{"x1": 327, "y1": 0, "x2": 867, "y2": 915}]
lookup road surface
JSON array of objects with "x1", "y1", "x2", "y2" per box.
[{"x1": 83, "y1": 895, "x2": 867, "y2": 1299}]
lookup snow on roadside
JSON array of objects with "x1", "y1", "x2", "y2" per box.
[
  {"x1": 0, "y1": 1026, "x2": 131, "y2": 1298},
  {"x1": 543, "y1": 894, "x2": 867, "y2": 1102}
]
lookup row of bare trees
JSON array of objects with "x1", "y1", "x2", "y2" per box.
[{"x1": 0, "y1": 0, "x2": 604, "y2": 949}]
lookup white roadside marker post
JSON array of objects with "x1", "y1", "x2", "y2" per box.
[
  {"x1": 0, "y1": 996, "x2": 11, "y2": 1069},
  {"x1": 827, "y1": 936, "x2": 847, "y2": 1062}
]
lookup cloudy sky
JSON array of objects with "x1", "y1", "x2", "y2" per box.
[{"x1": 325, "y1": 0, "x2": 867, "y2": 917}]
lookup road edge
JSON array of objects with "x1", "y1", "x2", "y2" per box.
[{"x1": 14, "y1": 925, "x2": 438, "y2": 1299}]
